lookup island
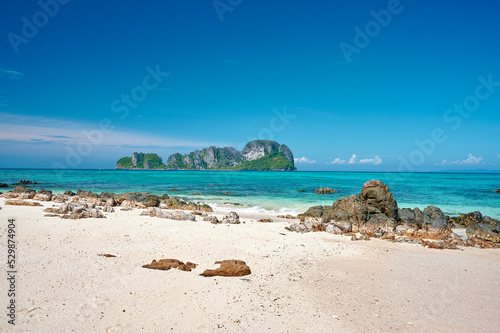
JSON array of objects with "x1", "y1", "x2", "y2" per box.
[{"x1": 115, "y1": 140, "x2": 296, "y2": 171}]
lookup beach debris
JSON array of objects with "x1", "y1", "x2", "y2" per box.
[
  {"x1": 315, "y1": 187, "x2": 337, "y2": 194},
  {"x1": 98, "y1": 254, "x2": 117, "y2": 258},
  {"x1": 258, "y1": 218, "x2": 273, "y2": 223},
  {"x1": 203, "y1": 215, "x2": 220, "y2": 224},
  {"x1": 201, "y1": 260, "x2": 251, "y2": 277},
  {"x1": 143, "y1": 259, "x2": 197, "y2": 271},
  {"x1": 5, "y1": 200, "x2": 42, "y2": 206},
  {"x1": 219, "y1": 212, "x2": 240, "y2": 224},
  {"x1": 34, "y1": 189, "x2": 53, "y2": 201}
]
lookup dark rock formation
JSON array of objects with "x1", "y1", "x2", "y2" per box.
[
  {"x1": 64, "y1": 190, "x2": 76, "y2": 196},
  {"x1": 295, "y1": 180, "x2": 500, "y2": 248},
  {"x1": 115, "y1": 192, "x2": 160, "y2": 207},
  {"x1": 0, "y1": 183, "x2": 8, "y2": 188},
  {"x1": 201, "y1": 260, "x2": 251, "y2": 277},
  {"x1": 315, "y1": 187, "x2": 337, "y2": 194},
  {"x1": 358, "y1": 180, "x2": 398, "y2": 219},
  {"x1": 494, "y1": 189, "x2": 500, "y2": 193},
  {"x1": 423, "y1": 206, "x2": 449, "y2": 229},
  {"x1": 12, "y1": 180, "x2": 38, "y2": 185}
]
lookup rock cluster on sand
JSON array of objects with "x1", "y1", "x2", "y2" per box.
[
  {"x1": 143, "y1": 259, "x2": 197, "y2": 272},
  {"x1": 140, "y1": 207, "x2": 197, "y2": 221},
  {"x1": 5, "y1": 200, "x2": 42, "y2": 207},
  {"x1": 290, "y1": 180, "x2": 500, "y2": 249},
  {"x1": 315, "y1": 187, "x2": 337, "y2": 194},
  {"x1": 201, "y1": 260, "x2": 251, "y2": 277},
  {"x1": 44, "y1": 203, "x2": 106, "y2": 219}
]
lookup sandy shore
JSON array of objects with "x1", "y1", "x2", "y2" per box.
[{"x1": 0, "y1": 198, "x2": 499, "y2": 332}]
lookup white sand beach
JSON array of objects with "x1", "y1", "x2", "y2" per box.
[{"x1": 1, "y1": 198, "x2": 499, "y2": 332}]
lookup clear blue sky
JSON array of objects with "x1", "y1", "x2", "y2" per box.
[{"x1": 1, "y1": 0, "x2": 499, "y2": 171}]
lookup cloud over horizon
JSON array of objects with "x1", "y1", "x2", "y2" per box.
[
  {"x1": 327, "y1": 154, "x2": 382, "y2": 165},
  {"x1": 436, "y1": 154, "x2": 484, "y2": 166},
  {"x1": 294, "y1": 157, "x2": 317, "y2": 164}
]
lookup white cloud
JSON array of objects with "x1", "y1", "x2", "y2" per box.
[
  {"x1": 0, "y1": 112, "x2": 218, "y2": 149},
  {"x1": 359, "y1": 155, "x2": 383, "y2": 165},
  {"x1": 0, "y1": 68, "x2": 23, "y2": 80},
  {"x1": 327, "y1": 154, "x2": 382, "y2": 165},
  {"x1": 327, "y1": 157, "x2": 347, "y2": 165},
  {"x1": 436, "y1": 154, "x2": 484, "y2": 166},
  {"x1": 295, "y1": 157, "x2": 316, "y2": 164}
]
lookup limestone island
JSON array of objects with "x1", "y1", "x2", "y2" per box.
[{"x1": 115, "y1": 140, "x2": 296, "y2": 171}]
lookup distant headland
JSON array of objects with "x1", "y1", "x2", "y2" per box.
[{"x1": 115, "y1": 140, "x2": 296, "y2": 171}]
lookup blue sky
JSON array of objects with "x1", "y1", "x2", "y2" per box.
[{"x1": 0, "y1": 0, "x2": 499, "y2": 171}]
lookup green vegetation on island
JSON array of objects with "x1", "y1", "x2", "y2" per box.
[{"x1": 115, "y1": 140, "x2": 296, "y2": 171}]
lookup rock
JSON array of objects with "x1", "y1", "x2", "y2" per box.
[
  {"x1": 44, "y1": 214, "x2": 59, "y2": 217},
  {"x1": 398, "y1": 208, "x2": 416, "y2": 226},
  {"x1": 315, "y1": 187, "x2": 337, "y2": 194},
  {"x1": 277, "y1": 215, "x2": 285, "y2": 218},
  {"x1": 223, "y1": 191, "x2": 233, "y2": 195},
  {"x1": 298, "y1": 189, "x2": 306, "y2": 192},
  {"x1": 220, "y1": 212, "x2": 240, "y2": 224},
  {"x1": 358, "y1": 180, "x2": 398, "y2": 219},
  {"x1": 494, "y1": 189, "x2": 500, "y2": 193},
  {"x1": 104, "y1": 205, "x2": 115, "y2": 213},
  {"x1": 98, "y1": 254, "x2": 117, "y2": 258},
  {"x1": 191, "y1": 193, "x2": 201, "y2": 195},
  {"x1": 5, "y1": 200, "x2": 41, "y2": 206},
  {"x1": 116, "y1": 192, "x2": 160, "y2": 207},
  {"x1": 64, "y1": 190, "x2": 76, "y2": 196},
  {"x1": 258, "y1": 218, "x2": 273, "y2": 223},
  {"x1": 201, "y1": 260, "x2": 251, "y2": 277},
  {"x1": 143, "y1": 259, "x2": 197, "y2": 271},
  {"x1": 285, "y1": 214, "x2": 296, "y2": 219},
  {"x1": 51, "y1": 194, "x2": 68, "y2": 203},
  {"x1": 161, "y1": 197, "x2": 213, "y2": 212},
  {"x1": 203, "y1": 215, "x2": 219, "y2": 224},
  {"x1": 34, "y1": 189, "x2": 53, "y2": 201},
  {"x1": 169, "y1": 188, "x2": 179, "y2": 192},
  {"x1": 483, "y1": 216, "x2": 500, "y2": 228},
  {"x1": 76, "y1": 190, "x2": 98, "y2": 198},
  {"x1": 455, "y1": 211, "x2": 483, "y2": 228},
  {"x1": 13, "y1": 180, "x2": 38, "y2": 185},
  {"x1": 423, "y1": 206, "x2": 449, "y2": 229},
  {"x1": 466, "y1": 224, "x2": 500, "y2": 243},
  {"x1": 329, "y1": 195, "x2": 370, "y2": 224},
  {"x1": 0, "y1": 183, "x2": 8, "y2": 188},
  {"x1": 99, "y1": 192, "x2": 116, "y2": 200}
]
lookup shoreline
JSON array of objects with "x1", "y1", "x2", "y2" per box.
[{"x1": 0, "y1": 196, "x2": 499, "y2": 332}]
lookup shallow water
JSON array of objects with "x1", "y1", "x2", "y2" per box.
[{"x1": 0, "y1": 169, "x2": 499, "y2": 218}]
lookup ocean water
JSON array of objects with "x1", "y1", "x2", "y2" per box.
[{"x1": 0, "y1": 169, "x2": 499, "y2": 219}]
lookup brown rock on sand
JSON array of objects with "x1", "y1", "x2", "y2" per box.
[
  {"x1": 143, "y1": 259, "x2": 197, "y2": 271},
  {"x1": 201, "y1": 260, "x2": 251, "y2": 277},
  {"x1": 5, "y1": 200, "x2": 42, "y2": 206}
]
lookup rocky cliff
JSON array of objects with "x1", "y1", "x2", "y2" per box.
[
  {"x1": 116, "y1": 153, "x2": 166, "y2": 169},
  {"x1": 115, "y1": 140, "x2": 296, "y2": 171}
]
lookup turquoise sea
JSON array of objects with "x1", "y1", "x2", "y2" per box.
[{"x1": 0, "y1": 170, "x2": 499, "y2": 219}]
